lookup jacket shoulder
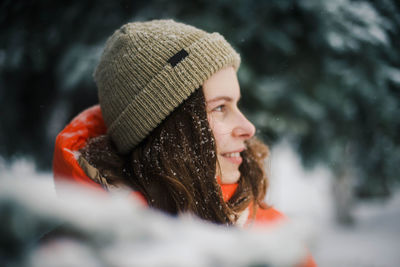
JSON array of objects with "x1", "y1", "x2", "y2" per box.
[{"x1": 253, "y1": 206, "x2": 286, "y2": 225}]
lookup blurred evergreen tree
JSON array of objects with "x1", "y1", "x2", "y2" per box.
[
  {"x1": 1, "y1": 0, "x2": 399, "y2": 208},
  {"x1": 0, "y1": 0, "x2": 149, "y2": 169},
  {"x1": 228, "y1": 0, "x2": 400, "y2": 200}
]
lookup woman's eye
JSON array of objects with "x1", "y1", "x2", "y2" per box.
[{"x1": 213, "y1": 105, "x2": 225, "y2": 112}]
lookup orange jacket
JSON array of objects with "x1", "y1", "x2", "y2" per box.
[{"x1": 53, "y1": 105, "x2": 316, "y2": 267}]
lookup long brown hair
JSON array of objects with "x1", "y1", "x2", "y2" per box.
[{"x1": 80, "y1": 89, "x2": 269, "y2": 224}]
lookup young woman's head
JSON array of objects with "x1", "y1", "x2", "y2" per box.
[{"x1": 82, "y1": 20, "x2": 269, "y2": 224}]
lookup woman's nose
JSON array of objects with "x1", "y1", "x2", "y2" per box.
[{"x1": 232, "y1": 111, "x2": 256, "y2": 140}]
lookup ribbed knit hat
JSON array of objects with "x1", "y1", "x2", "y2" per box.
[{"x1": 94, "y1": 19, "x2": 240, "y2": 154}]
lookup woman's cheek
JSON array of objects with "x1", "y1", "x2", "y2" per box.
[{"x1": 208, "y1": 114, "x2": 232, "y2": 149}]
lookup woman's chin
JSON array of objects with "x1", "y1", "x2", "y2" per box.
[{"x1": 220, "y1": 171, "x2": 241, "y2": 184}]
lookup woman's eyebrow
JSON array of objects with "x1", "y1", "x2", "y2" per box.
[{"x1": 206, "y1": 95, "x2": 241, "y2": 103}]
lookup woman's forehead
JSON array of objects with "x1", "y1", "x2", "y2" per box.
[{"x1": 203, "y1": 67, "x2": 240, "y2": 101}]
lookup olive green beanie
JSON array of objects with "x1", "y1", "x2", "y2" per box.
[{"x1": 94, "y1": 19, "x2": 240, "y2": 154}]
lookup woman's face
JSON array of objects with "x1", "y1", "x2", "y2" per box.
[{"x1": 203, "y1": 67, "x2": 256, "y2": 184}]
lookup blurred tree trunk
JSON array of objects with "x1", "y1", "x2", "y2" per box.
[
  {"x1": 332, "y1": 169, "x2": 355, "y2": 225},
  {"x1": 332, "y1": 144, "x2": 355, "y2": 225}
]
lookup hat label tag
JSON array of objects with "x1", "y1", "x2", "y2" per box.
[{"x1": 168, "y1": 49, "x2": 189, "y2": 67}]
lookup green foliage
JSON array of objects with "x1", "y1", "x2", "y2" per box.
[
  {"x1": 1, "y1": 0, "x2": 399, "y2": 197},
  {"x1": 234, "y1": 0, "x2": 400, "y2": 198}
]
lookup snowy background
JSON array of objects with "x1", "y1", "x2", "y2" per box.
[
  {"x1": 269, "y1": 142, "x2": 400, "y2": 267},
  {"x1": 1, "y1": 142, "x2": 399, "y2": 266},
  {"x1": 1, "y1": 1, "x2": 399, "y2": 266}
]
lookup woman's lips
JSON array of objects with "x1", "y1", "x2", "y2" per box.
[{"x1": 221, "y1": 151, "x2": 243, "y2": 165}]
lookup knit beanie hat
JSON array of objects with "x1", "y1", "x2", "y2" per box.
[{"x1": 94, "y1": 19, "x2": 240, "y2": 154}]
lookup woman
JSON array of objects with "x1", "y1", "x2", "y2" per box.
[{"x1": 53, "y1": 19, "x2": 316, "y2": 266}]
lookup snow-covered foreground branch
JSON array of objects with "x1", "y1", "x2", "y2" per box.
[{"x1": 0, "y1": 176, "x2": 312, "y2": 267}]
